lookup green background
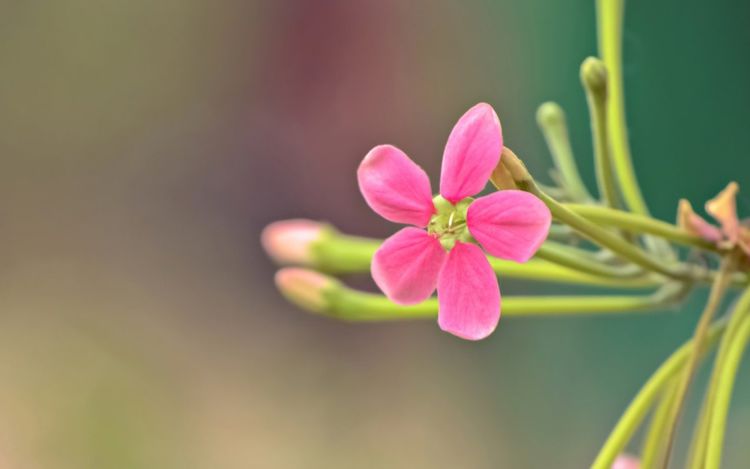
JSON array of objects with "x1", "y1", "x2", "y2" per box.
[{"x1": 0, "y1": 0, "x2": 748, "y2": 467}]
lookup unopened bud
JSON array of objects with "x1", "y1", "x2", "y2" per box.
[
  {"x1": 261, "y1": 219, "x2": 326, "y2": 265},
  {"x1": 580, "y1": 57, "x2": 608, "y2": 96},
  {"x1": 490, "y1": 155, "x2": 518, "y2": 190},
  {"x1": 536, "y1": 101, "x2": 565, "y2": 129},
  {"x1": 611, "y1": 454, "x2": 640, "y2": 469},
  {"x1": 274, "y1": 268, "x2": 339, "y2": 313},
  {"x1": 490, "y1": 147, "x2": 532, "y2": 190}
]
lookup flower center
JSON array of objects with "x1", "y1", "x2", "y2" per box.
[{"x1": 428, "y1": 195, "x2": 474, "y2": 250}]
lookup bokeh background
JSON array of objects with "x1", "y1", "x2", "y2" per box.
[{"x1": 1, "y1": 0, "x2": 749, "y2": 467}]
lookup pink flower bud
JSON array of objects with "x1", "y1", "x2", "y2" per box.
[
  {"x1": 611, "y1": 454, "x2": 640, "y2": 469},
  {"x1": 261, "y1": 219, "x2": 325, "y2": 265},
  {"x1": 274, "y1": 268, "x2": 337, "y2": 313}
]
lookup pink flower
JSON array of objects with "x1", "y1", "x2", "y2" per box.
[{"x1": 357, "y1": 103, "x2": 551, "y2": 340}]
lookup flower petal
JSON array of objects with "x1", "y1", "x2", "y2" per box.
[
  {"x1": 439, "y1": 103, "x2": 503, "y2": 203},
  {"x1": 437, "y1": 241, "x2": 500, "y2": 340},
  {"x1": 372, "y1": 227, "x2": 447, "y2": 305},
  {"x1": 467, "y1": 190, "x2": 551, "y2": 263},
  {"x1": 705, "y1": 182, "x2": 740, "y2": 243},
  {"x1": 677, "y1": 199, "x2": 723, "y2": 243},
  {"x1": 358, "y1": 145, "x2": 435, "y2": 226}
]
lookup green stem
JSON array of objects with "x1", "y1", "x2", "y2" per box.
[
  {"x1": 321, "y1": 282, "x2": 686, "y2": 322},
  {"x1": 536, "y1": 241, "x2": 643, "y2": 278},
  {"x1": 591, "y1": 320, "x2": 728, "y2": 469},
  {"x1": 313, "y1": 231, "x2": 660, "y2": 288},
  {"x1": 566, "y1": 204, "x2": 721, "y2": 252},
  {"x1": 595, "y1": 0, "x2": 646, "y2": 216},
  {"x1": 581, "y1": 57, "x2": 620, "y2": 208},
  {"x1": 595, "y1": 0, "x2": 676, "y2": 262},
  {"x1": 536, "y1": 102, "x2": 594, "y2": 203},
  {"x1": 705, "y1": 313, "x2": 750, "y2": 469},
  {"x1": 657, "y1": 256, "x2": 737, "y2": 469},
  {"x1": 485, "y1": 257, "x2": 656, "y2": 288},
  {"x1": 518, "y1": 179, "x2": 691, "y2": 281},
  {"x1": 687, "y1": 287, "x2": 750, "y2": 469},
  {"x1": 641, "y1": 379, "x2": 678, "y2": 469}
]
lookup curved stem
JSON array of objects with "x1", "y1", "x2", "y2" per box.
[
  {"x1": 687, "y1": 286, "x2": 750, "y2": 469},
  {"x1": 657, "y1": 255, "x2": 737, "y2": 469},
  {"x1": 595, "y1": 0, "x2": 676, "y2": 262},
  {"x1": 705, "y1": 314, "x2": 750, "y2": 469},
  {"x1": 321, "y1": 282, "x2": 687, "y2": 322},
  {"x1": 595, "y1": 0, "x2": 645, "y2": 215},
  {"x1": 536, "y1": 102, "x2": 594, "y2": 203},
  {"x1": 591, "y1": 320, "x2": 728, "y2": 469},
  {"x1": 519, "y1": 179, "x2": 691, "y2": 281},
  {"x1": 565, "y1": 204, "x2": 721, "y2": 253},
  {"x1": 641, "y1": 378, "x2": 677, "y2": 469}
]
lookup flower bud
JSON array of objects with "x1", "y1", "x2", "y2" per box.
[
  {"x1": 580, "y1": 56, "x2": 608, "y2": 96},
  {"x1": 274, "y1": 268, "x2": 339, "y2": 313},
  {"x1": 490, "y1": 156, "x2": 518, "y2": 190},
  {"x1": 491, "y1": 146, "x2": 532, "y2": 190},
  {"x1": 261, "y1": 219, "x2": 326, "y2": 265},
  {"x1": 611, "y1": 454, "x2": 640, "y2": 469},
  {"x1": 536, "y1": 101, "x2": 565, "y2": 129}
]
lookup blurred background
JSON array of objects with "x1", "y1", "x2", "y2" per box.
[{"x1": 0, "y1": 0, "x2": 749, "y2": 467}]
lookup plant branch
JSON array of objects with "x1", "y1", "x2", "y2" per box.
[
  {"x1": 656, "y1": 255, "x2": 737, "y2": 468},
  {"x1": 590, "y1": 320, "x2": 728, "y2": 469}
]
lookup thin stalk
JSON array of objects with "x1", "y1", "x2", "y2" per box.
[
  {"x1": 705, "y1": 314, "x2": 750, "y2": 469},
  {"x1": 321, "y1": 282, "x2": 686, "y2": 322},
  {"x1": 657, "y1": 256, "x2": 737, "y2": 469},
  {"x1": 566, "y1": 204, "x2": 721, "y2": 253},
  {"x1": 688, "y1": 286, "x2": 750, "y2": 469},
  {"x1": 536, "y1": 102, "x2": 593, "y2": 203},
  {"x1": 641, "y1": 379, "x2": 678, "y2": 469},
  {"x1": 595, "y1": 0, "x2": 676, "y2": 262},
  {"x1": 595, "y1": 0, "x2": 646, "y2": 215},
  {"x1": 520, "y1": 178, "x2": 691, "y2": 281},
  {"x1": 581, "y1": 57, "x2": 620, "y2": 208},
  {"x1": 591, "y1": 320, "x2": 728, "y2": 469}
]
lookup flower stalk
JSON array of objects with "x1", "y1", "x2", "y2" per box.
[
  {"x1": 687, "y1": 285, "x2": 750, "y2": 468},
  {"x1": 655, "y1": 254, "x2": 738, "y2": 469},
  {"x1": 581, "y1": 57, "x2": 620, "y2": 209},
  {"x1": 591, "y1": 319, "x2": 728, "y2": 469},
  {"x1": 493, "y1": 150, "x2": 692, "y2": 281},
  {"x1": 276, "y1": 267, "x2": 689, "y2": 322},
  {"x1": 536, "y1": 102, "x2": 593, "y2": 203}
]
